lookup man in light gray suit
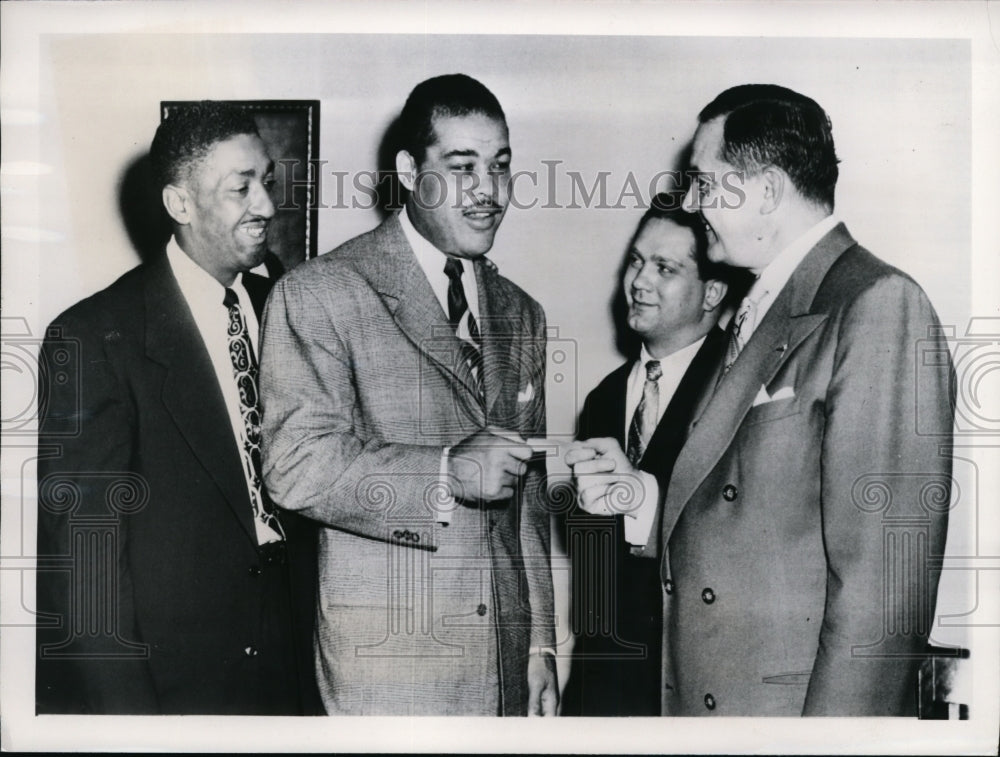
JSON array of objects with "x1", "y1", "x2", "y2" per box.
[
  {"x1": 259, "y1": 74, "x2": 558, "y2": 716},
  {"x1": 569, "y1": 84, "x2": 954, "y2": 716}
]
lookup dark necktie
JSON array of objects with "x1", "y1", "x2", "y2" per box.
[
  {"x1": 223, "y1": 287, "x2": 284, "y2": 543},
  {"x1": 626, "y1": 360, "x2": 663, "y2": 466},
  {"x1": 443, "y1": 256, "x2": 481, "y2": 345},
  {"x1": 443, "y1": 257, "x2": 484, "y2": 399}
]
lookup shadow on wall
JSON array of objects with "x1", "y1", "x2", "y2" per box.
[
  {"x1": 118, "y1": 152, "x2": 172, "y2": 265},
  {"x1": 374, "y1": 115, "x2": 409, "y2": 222}
]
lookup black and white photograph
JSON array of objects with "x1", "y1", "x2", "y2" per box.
[{"x1": 1, "y1": 1, "x2": 998, "y2": 753}]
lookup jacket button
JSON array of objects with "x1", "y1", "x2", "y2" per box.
[
  {"x1": 244, "y1": 645, "x2": 258, "y2": 658},
  {"x1": 248, "y1": 565, "x2": 261, "y2": 577},
  {"x1": 476, "y1": 604, "x2": 488, "y2": 617},
  {"x1": 704, "y1": 693, "x2": 716, "y2": 710},
  {"x1": 664, "y1": 579, "x2": 674, "y2": 595},
  {"x1": 701, "y1": 588, "x2": 716, "y2": 604},
  {"x1": 722, "y1": 484, "x2": 738, "y2": 501}
]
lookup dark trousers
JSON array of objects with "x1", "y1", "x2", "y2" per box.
[{"x1": 563, "y1": 540, "x2": 664, "y2": 717}]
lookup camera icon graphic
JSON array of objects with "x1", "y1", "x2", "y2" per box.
[
  {"x1": 2, "y1": 319, "x2": 81, "y2": 437},
  {"x1": 917, "y1": 319, "x2": 1000, "y2": 437}
]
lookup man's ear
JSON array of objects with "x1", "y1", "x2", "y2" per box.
[
  {"x1": 759, "y1": 166, "x2": 784, "y2": 215},
  {"x1": 395, "y1": 150, "x2": 417, "y2": 192},
  {"x1": 162, "y1": 184, "x2": 191, "y2": 225},
  {"x1": 702, "y1": 279, "x2": 728, "y2": 312}
]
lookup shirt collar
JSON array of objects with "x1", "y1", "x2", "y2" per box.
[
  {"x1": 166, "y1": 236, "x2": 248, "y2": 308},
  {"x1": 399, "y1": 205, "x2": 474, "y2": 280},
  {"x1": 750, "y1": 214, "x2": 839, "y2": 303},
  {"x1": 639, "y1": 334, "x2": 706, "y2": 374}
]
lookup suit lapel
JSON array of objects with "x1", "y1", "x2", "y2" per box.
[
  {"x1": 640, "y1": 327, "x2": 727, "y2": 470},
  {"x1": 475, "y1": 260, "x2": 522, "y2": 421},
  {"x1": 584, "y1": 364, "x2": 630, "y2": 447},
  {"x1": 359, "y1": 215, "x2": 486, "y2": 422},
  {"x1": 142, "y1": 256, "x2": 257, "y2": 543},
  {"x1": 659, "y1": 223, "x2": 856, "y2": 548}
]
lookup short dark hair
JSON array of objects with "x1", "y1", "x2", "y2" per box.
[
  {"x1": 149, "y1": 101, "x2": 261, "y2": 190},
  {"x1": 698, "y1": 84, "x2": 839, "y2": 210},
  {"x1": 397, "y1": 74, "x2": 506, "y2": 163},
  {"x1": 637, "y1": 192, "x2": 732, "y2": 283}
]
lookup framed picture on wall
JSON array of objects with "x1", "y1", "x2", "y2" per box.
[{"x1": 161, "y1": 99, "x2": 320, "y2": 273}]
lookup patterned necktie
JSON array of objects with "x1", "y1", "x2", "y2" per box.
[
  {"x1": 223, "y1": 287, "x2": 284, "y2": 544},
  {"x1": 443, "y1": 257, "x2": 484, "y2": 399},
  {"x1": 724, "y1": 295, "x2": 757, "y2": 372},
  {"x1": 626, "y1": 360, "x2": 662, "y2": 466}
]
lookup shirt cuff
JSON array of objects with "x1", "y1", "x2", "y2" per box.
[
  {"x1": 623, "y1": 471, "x2": 659, "y2": 548},
  {"x1": 529, "y1": 646, "x2": 557, "y2": 658},
  {"x1": 436, "y1": 446, "x2": 457, "y2": 525}
]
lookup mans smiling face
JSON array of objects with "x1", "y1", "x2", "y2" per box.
[
  {"x1": 623, "y1": 216, "x2": 725, "y2": 358},
  {"x1": 683, "y1": 115, "x2": 776, "y2": 273},
  {"x1": 173, "y1": 132, "x2": 276, "y2": 285},
  {"x1": 397, "y1": 111, "x2": 511, "y2": 259}
]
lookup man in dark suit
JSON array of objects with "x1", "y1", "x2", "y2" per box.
[
  {"x1": 259, "y1": 74, "x2": 558, "y2": 716},
  {"x1": 648, "y1": 84, "x2": 953, "y2": 716},
  {"x1": 35, "y1": 101, "x2": 319, "y2": 715},
  {"x1": 562, "y1": 199, "x2": 734, "y2": 716}
]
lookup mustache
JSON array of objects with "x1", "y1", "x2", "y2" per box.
[{"x1": 463, "y1": 202, "x2": 504, "y2": 213}]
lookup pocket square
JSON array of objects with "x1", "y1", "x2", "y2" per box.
[
  {"x1": 517, "y1": 382, "x2": 535, "y2": 403},
  {"x1": 752, "y1": 384, "x2": 795, "y2": 407}
]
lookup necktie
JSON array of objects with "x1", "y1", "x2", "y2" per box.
[
  {"x1": 724, "y1": 295, "x2": 757, "y2": 372},
  {"x1": 443, "y1": 256, "x2": 481, "y2": 345},
  {"x1": 626, "y1": 360, "x2": 662, "y2": 466},
  {"x1": 443, "y1": 257, "x2": 484, "y2": 399},
  {"x1": 223, "y1": 287, "x2": 284, "y2": 544}
]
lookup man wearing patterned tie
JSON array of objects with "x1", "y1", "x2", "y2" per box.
[
  {"x1": 36, "y1": 102, "x2": 320, "y2": 714},
  {"x1": 259, "y1": 74, "x2": 558, "y2": 715},
  {"x1": 561, "y1": 198, "x2": 735, "y2": 716},
  {"x1": 658, "y1": 84, "x2": 953, "y2": 716}
]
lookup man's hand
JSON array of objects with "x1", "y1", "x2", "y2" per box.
[
  {"x1": 447, "y1": 428, "x2": 533, "y2": 504},
  {"x1": 565, "y1": 437, "x2": 646, "y2": 516},
  {"x1": 527, "y1": 651, "x2": 559, "y2": 716}
]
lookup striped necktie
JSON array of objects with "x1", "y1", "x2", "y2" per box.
[
  {"x1": 626, "y1": 360, "x2": 663, "y2": 466},
  {"x1": 443, "y1": 256, "x2": 484, "y2": 399}
]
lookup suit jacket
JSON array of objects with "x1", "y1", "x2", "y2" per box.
[
  {"x1": 259, "y1": 213, "x2": 555, "y2": 715},
  {"x1": 659, "y1": 223, "x2": 954, "y2": 716},
  {"x1": 561, "y1": 328, "x2": 727, "y2": 716},
  {"x1": 35, "y1": 254, "x2": 320, "y2": 715}
]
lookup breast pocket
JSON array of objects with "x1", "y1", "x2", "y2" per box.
[{"x1": 743, "y1": 396, "x2": 801, "y2": 427}]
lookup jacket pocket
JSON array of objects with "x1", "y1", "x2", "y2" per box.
[{"x1": 743, "y1": 397, "x2": 801, "y2": 427}]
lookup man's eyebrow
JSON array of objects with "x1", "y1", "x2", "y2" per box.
[
  {"x1": 648, "y1": 248, "x2": 691, "y2": 267},
  {"x1": 441, "y1": 148, "x2": 479, "y2": 160},
  {"x1": 233, "y1": 161, "x2": 275, "y2": 178},
  {"x1": 440, "y1": 147, "x2": 512, "y2": 160}
]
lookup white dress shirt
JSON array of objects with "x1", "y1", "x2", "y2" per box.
[
  {"x1": 398, "y1": 207, "x2": 486, "y2": 524},
  {"x1": 166, "y1": 237, "x2": 282, "y2": 544},
  {"x1": 622, "y1": 337, "x2": 706, "y2": 548},
  {"x1": 743, "y1": 214, "x2": 840, "y2": 340},
  {"x1": 400, "y1": 205, "x2": 481, "y2": 343}
]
